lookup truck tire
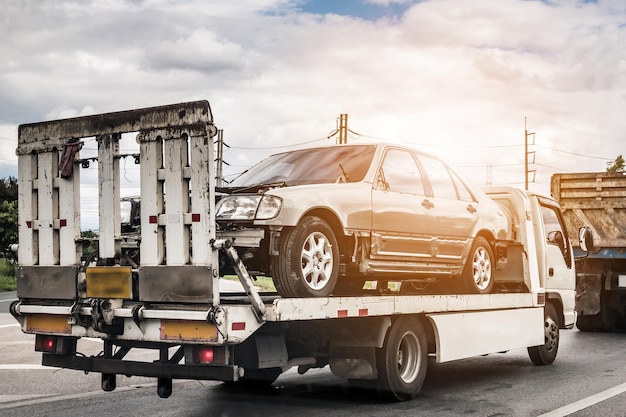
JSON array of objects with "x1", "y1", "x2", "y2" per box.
[
  {"x1": 459, "y1": 237, "x2": 494, "y2": 294},
  {"x1": 376, "y1": 316, "x2": 428, "y2": 401},
  {"x1": 272, "y1": 216, "x2": 339, "y2": 298},
  {"x1": 527, "y1": 303, "x2": 559, "y2": 365}
]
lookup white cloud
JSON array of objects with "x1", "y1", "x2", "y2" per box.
[{"x1": 0, "y1": 0, "x2": 624, "y2": 203}]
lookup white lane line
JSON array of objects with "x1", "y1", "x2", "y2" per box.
[
  {"x1": 0, "y1": 364, "x2": 49, "y2": 370},
  {"x1": 538, "y1": 382, "x2": 626, "y2": 417},
  {"x1": 0, "y1": 381, "x2": 193, "y2": 409},
  {"x1": 0, "y1": 299, "x2": 17, "y2": 303},
  {"x1": 0, "y1": 323, "x2": 20, "y2": 329}
]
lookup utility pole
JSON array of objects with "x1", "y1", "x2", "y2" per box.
[
  {"x1": 215, "y1": 129, "x2": 229, "y2": 187},
  {"x1": 328, "y1": 114, "x2": 357, "y2": 144},
  {"x1": 338, "y1": 114, "x2": 348, "y2": 144},
  {"x1": 525, "y1": 117, "x2": 536, "y2": 190}
]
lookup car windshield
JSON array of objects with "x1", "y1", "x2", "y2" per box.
[{"x1": 229, "y1": 145, "x2": 377, "y2": 188}]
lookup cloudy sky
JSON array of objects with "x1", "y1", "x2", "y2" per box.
[{"x1": 1, "y1": 0, "x2": 625, "y2": 227}]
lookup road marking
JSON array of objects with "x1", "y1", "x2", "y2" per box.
[
  {"x1": 0, "y1": 381, "x2": 193, "y2": 409},
  {"x1": 0, "y1": 364, "x2": 50, "y2": 370},
  {"x1": 0, "y1": 299, "x2": 17, "y2": 303},
  {"x1": 538, "y1": 382, "x2": 626, "y2": 417},
  {"x1": 0, "y1": 323, "x2": 20, "y2": 329}
]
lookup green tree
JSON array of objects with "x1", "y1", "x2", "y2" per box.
[
  {"x1": 0, "y1": 200, "x2": 18, "y2": 258},
  {"x1": 0, "y1": 176, "x2": 17, "y2": 202},
  {"x1": 607, "y1": 155, "x2": 625, "y2": 173}
]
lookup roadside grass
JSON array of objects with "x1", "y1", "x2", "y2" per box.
[
  {"x1": 223, "y1": 275, "x2": 276, "y2": 292},
  {"x1": 0, "y1": 259, "x2": 17, "y2": 291}
]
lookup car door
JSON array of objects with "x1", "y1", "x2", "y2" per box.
[
  {"x1": 415, "y1": 153, "x2": 479, "y2": 261},
  {"x1": 371, "y1": 148, "x2": 437, "y2": 260}
]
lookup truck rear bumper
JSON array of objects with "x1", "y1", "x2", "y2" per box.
[{"x1": 42, "y1": 353, "x2": 241, "y2": 382}]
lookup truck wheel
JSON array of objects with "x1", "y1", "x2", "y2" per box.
[
  {"x1": 459, "y1": 237, "x2": 494, "y2": 294},
  {"x1": 376, "y1": 316, "x2": 428, "y2": 401},
  {"x1": 272, "y1": 216, "x2": 339, "y2": 298},
  {"x1": 527, "y1": 303, "x2": 559, "y2": 365}
]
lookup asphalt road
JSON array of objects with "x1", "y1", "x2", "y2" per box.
[{"x1": 1, "y1": 291, "x2": 625, "y2": 417}]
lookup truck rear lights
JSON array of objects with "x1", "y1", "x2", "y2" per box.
[
  {"x1": 185, "y1": 345, "x2": 227, "y2": 365},
  {"x1": 197, "y1": 347, "x2": 214, "y2": 364},
  {"x1": 86, "y1": 266, "x2": 133, "y2": 299},
  {"x1": 35, "y1": 334, "x2": 76, "y2": 354}
]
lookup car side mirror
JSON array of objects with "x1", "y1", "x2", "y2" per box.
[{"x1": 579, "y1": 227, "x2": 594, "y2": 253}]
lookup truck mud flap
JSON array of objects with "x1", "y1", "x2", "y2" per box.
[
  {"x1": 575, "y1": 273, "x2": 602, "y2": 316},
  {"x1": 42, "y1": 354, "x2": 240, "y2": 382}
]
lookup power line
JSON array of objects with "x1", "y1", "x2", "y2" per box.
[
  {"x1": 533, "y1": 143, "x2": 612, "y2": 161},
  {"x1": 227, "y1": 136, "x2": 328, "y2": 150}
]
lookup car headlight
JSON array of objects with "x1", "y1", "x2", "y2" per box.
[
  {"x1": 256, "y1": 195, "x2": 282, "y2": 220},
  {"x1": 215, "y1": 195, "x2": 283, "y2": 221},
  {"x1": 216, "y1": 195, "x2": 262, "y2": 220}
]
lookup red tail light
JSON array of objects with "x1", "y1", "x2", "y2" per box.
[
  {"x1": 185, "y1": 345, "x2": 226, "y2": 365},
  {"x1": 197, "y1": 347, "x2": 214, "y2": 364},
  {"x1": 36, "y1": 335, "x2": 58, "y2": 353},
  {"x1": 34, "y1": 335, "x2": 77, "y2": 354}
]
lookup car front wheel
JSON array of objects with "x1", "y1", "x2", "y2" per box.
[{"x1": 272, "y1": 216, "x2": 339, "y2": 298}]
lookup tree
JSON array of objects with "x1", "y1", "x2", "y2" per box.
[
  {"x1": 0, "y1": 176, "x2": 18, "y2": 259},
  {"x1": 607, "y1": 155, "x2": 625, "y2": 173},
  {"x1": 0, "y1": 200, "x2": 18, "y2": 259},
  {"x1": 0, "y1": 176, "x2": 17, "y2": 202}
]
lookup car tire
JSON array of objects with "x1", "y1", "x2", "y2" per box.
[
  {"x1": 272, "y1": 216, "x2": 339, "y2": 298},
  {"x1": 459, "y1": 236, "x2": 494, "y2": 294}
]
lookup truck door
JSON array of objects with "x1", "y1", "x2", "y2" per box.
[
  {"x1": 540, "y1": 202, "x2": 575, "y2": 292},
  {"x1": 371, "y1": 148, "x2": 436, "y2": 260}
]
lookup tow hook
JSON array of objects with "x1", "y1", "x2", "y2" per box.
[
  {"x1": 9, "y1": 300, "x2": 21, "y2": 318},
  {"x1": 207, "y1": 306, "x2": 225, "y2": 339},
  {"x1": 91, "y1": 299, "x2": 124, "y2": 335},
  {"x1": 132, "y1": 305, "x2": 146, "y2": 333}
]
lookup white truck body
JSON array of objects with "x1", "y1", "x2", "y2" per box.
[{"x1": 10, "y1": 101, "x2": 574, "y2": 400}]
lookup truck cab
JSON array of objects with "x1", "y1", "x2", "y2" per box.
[{"x1": 485, "y1": 186, "x2": 576, "y2": 329}]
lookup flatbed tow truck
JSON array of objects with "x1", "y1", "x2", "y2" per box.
[{"x1": 10, "y1": 101, "x2": 578, "y2": 401}]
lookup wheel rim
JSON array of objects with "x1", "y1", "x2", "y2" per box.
[
  {"x1": 300, "y1": 231, "x2": 334, "y2": 290},
  {"x1": 544, "y1": 316, "x2": 559, "y2": 352},
  {"x1": 396, "y1": 331, "x2": 421, "y2": 384},
  {"x1": 472, "y1": 246, "x2": 492, "y2": 291}
]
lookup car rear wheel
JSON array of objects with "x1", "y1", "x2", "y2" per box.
[
  {"x1": 459, "y1": 237, "x2": 494, "y2": 294},
  {"x1": 272, "y1": 216, "x2": 339, "y2": 298}
]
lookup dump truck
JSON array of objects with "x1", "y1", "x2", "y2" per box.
[
  {"x1": 551, "y1": 172, "x2": 626, "y2": 331},
  {"x1": 10, "y1": 101, "x2": 582, "y2": 400}
]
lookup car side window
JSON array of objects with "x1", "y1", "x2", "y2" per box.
[
  {"x1": 379, "y1": 149, "x2": 425, "y2": 195},
  {"x1": 449, "y1": 170, "x2": 476, "y2": 202},
  {"x1": 541, "y1": 205, "x2": 572, "y2": 268},
  {"x1": 415, "y1": 154, "x2": 458, "y2": 200}
]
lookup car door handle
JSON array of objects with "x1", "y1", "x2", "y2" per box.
[
  {"x1": 466, "y1": 204, "x2": 477, "y2": 214},
  {"x1": 422, "y1": 199, "x2": 434, "y2": 209}
]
